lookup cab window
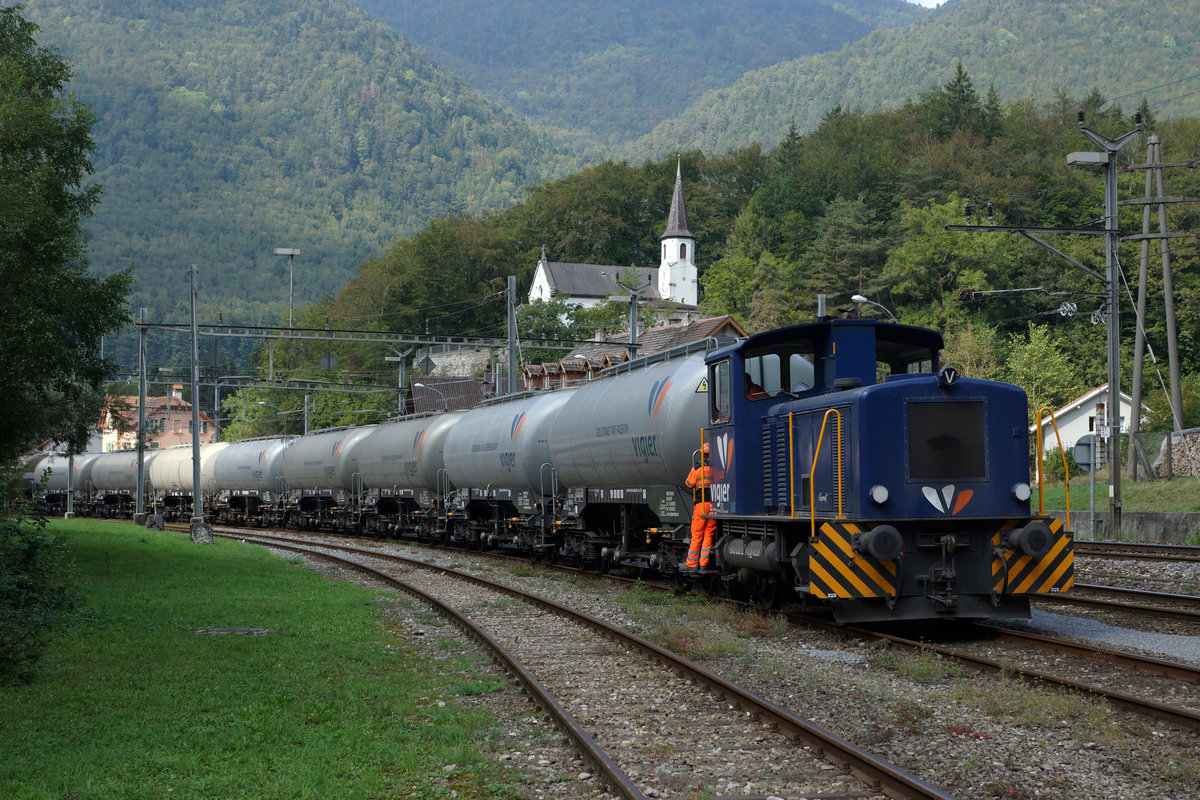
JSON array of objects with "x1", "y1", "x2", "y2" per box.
[
  {"x1": 744, "y1": 341, "x2": 816, "y2": 398},
  {"x1": 710, "y1": 360, "x2": 731, "y2": 422},
  {"x1": 875, "y1": 337, "x2": 936, "y2": 381}
]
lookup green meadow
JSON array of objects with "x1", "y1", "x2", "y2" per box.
[{"x1": 0, "y1": 520, "x2": 522, "y2": 799}]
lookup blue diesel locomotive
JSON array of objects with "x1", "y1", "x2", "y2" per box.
[{"x1": 700, "y1": 318, "x2": 1073, "y2": 622}]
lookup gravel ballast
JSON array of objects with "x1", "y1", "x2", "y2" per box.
[{"x1": 287, "y1": 538, "x2": 1200, "y2": 800}]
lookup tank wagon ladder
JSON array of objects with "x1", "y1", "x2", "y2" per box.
[
  {"x1": 429, "y1": 467, "x2": 452, "y2": 544},
  {"x1": 533, "y1": 462, "x2": 562, "y2": 561}
]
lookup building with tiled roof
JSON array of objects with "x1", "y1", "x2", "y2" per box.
[
  {"x1": 99, "y1": 385, "x2": 216, "y2": 451},
  {"x1": 520, "y1": 315, "x2": 746, "y2": 391},
  {"x1": 408, "y1": 376, "x2": 486, "y2": 413},
  {"x1": 566, "y1": 315, "x2": 747, "y2": 362}
]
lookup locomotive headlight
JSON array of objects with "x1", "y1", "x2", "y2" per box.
[
  {"x1": 1011, "y1": 482, "x2": 1032, "y2": 502},
  {"x1": 868, "y1": 484, "x2": 889, "y2": 505}
]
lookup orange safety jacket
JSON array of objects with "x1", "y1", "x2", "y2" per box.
[{"x1": 686, "y1": 463, "x2": 714, "y2": 503}]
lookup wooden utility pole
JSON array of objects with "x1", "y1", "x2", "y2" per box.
[{"x1": 1123, "y1": 134, "x2": 1197, "y2": 479}]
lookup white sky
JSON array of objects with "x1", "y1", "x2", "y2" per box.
[{"x1": 910, "y1": 0, "x2": 942, "y2": 6}]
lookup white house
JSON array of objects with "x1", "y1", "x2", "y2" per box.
[
  {"x1": 1030, "y1": 383, "x2": 1140, "y2": 460},
  {"x1": 526, "y1": 160, "x2": 700, "y2": 324}
]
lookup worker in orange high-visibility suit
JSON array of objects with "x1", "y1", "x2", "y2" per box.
[{"x1": 684, "y1": 442, "x2": 717, "y2": 570}]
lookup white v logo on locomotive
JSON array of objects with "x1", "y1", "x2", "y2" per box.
[{"x1": 922, "y1": 484, "x2": 974, "y2": 515}]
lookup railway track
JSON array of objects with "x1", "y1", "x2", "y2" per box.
[
  {"x1": 776, "y1": 611, "x2": 1200, "y2": 731},
  {"x1": 919, "y1": 624, "x2": 1200, "y2": 730},
  {"x1": 224, "y1": 528, "x2": 956, "y2": 800},
  {"x1": 1039, "y1": 582, "x2": 1200, "y2": 625},
  {"x1": 1075, "y1": 540, "x2": 1200, "y2": 563},
  {"x1": 202, "y1": 525, "x2": 1200, "y2": 734}
]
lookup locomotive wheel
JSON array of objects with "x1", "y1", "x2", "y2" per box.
[
  {"x1": 751, "y1": 575, "x2": 781, "y2": 611},
  {"x1": 700, "y1": 572, "x2": 723, "y2": 597}
]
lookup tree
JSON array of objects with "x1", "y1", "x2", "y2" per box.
[
  {"x1": 516, "y1": 298, "x2": 583, "y2": 365},
  {"x1": 801, "y1": 195, "x2": 889, "y2": 296},
  {"x1": 0, "y1": 7, "x2": 131, "y2": 460},
  {"x1": 1003, "y1": 323, "x2": 1079, "y2": 424},
  {"x1": 915, "y1": 63, "x2": 990, "y2": 140}
]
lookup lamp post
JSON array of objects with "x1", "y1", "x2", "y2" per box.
[
  {"x1": 257, "y1": 400, "x2": 304, "y2": 435},
  {"x1": 274, "y1": 248, "x2": 300, "y2": 329},
  {"x1": 413, "y1": 382, "x2": 448, "y2": 411},
  {"x1": 1067, "y1": 111, "x2": 1142, "y2": 538},
  {"x1": 851, "y1": 294, "x2": 898, "y2": 322}
]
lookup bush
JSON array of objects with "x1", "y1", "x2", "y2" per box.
[
  {"x1": 1038, "y1": 446, "x2": 1078, "y2": 482},
  {"x1": 0, "y1": 477, "x2": 80, "y2": 683}
]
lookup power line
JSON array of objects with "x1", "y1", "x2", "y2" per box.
[{"x1": 1103, "y1": 71, "x2": 1200, "y2": 108}]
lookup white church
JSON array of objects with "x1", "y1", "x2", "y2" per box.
[{"x1": 526, "y1": 161, "x2": 700, "y2": 325}]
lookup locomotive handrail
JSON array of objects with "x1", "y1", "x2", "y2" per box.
[
  {"x1": 788, "y1": 413, "x2": 796, "y2": 517},
  {"x1": 1033, "y1": 406, "x2": 1071, "y2": 530},
  {"x1": 805, "y1": 409, "x2": 844, "y2": 537}
]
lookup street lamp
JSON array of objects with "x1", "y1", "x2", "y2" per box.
[
  {"x1": 274, "y1": 248, "x2": 300, "y2": 329},
  {"x1": 851, "y1": 294, "x2": 898, "y2": 322},
  {"x1": 413, "y1": 382, "x2": 448, "y2": 411},
  {"x1": 257, "y1": 400, "x2": 303, "y2": 435}
]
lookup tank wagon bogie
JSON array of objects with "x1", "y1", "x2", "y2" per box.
[
  {"x1": 209, "y1": 437, "x2": 291, "y2": 527},
  {"x1": 25, "y1": 452, "x2": 102, "y2": 515},
  {"x1": 33, "y1": 318, "x2": 1072, "y2": 624},
  {"x1": 88, "y1": 449, "x2": 161, "y2": 518},
  {"x1": 357, "y1": 412, "x2": 464, "y2": 537}
]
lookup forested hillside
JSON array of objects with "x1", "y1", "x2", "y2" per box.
[
  {"x1": 354, "y1": 0, "x2": 928, "y2": 151},
  {"x1": 16, "y1": 0, "x2": 575, "y2": 366},
  {"x1": 626, "y1": 0, "x2": 1200, "y2": 160},
  {"x1": 260, "y1": 77, "x2": 1200, "y2": 436}
]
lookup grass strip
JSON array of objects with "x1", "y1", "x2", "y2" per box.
[
  {"x1": 1038, "y1": 476, "x2": 1200, "y2": 514},
  {"x1": 0, "y1": 520, "x2": 519, "y2": 799}
]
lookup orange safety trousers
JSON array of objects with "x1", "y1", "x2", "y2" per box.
[{"x1": 686, "y1": 500, "x2": 717, "y2": 569}]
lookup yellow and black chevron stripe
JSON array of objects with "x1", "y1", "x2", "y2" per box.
[
  {"x1": 808, "y1": 521, "x2": 898, "y2": 600},
  {"x1": 992, "y1": 517, "x2": 1075, "y2": 596}
]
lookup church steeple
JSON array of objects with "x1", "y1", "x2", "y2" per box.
[
  {"x1": 662, "y1": 159, "x2": 693, "y2": 240},
  {"x1": 658, "y1": 158, "x2": 697, "y2": 307}
]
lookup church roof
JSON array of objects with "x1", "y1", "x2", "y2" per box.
[
  {"x1": 539, "y1": 261, "x2": 657, "y2": 300},
  {"x1": 661, "y1": 160, "x2": 693, "y2": 241}
]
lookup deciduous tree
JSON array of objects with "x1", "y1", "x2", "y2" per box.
[{"x1": 0, "y1": 7, "x2": 130, "y2": 460}]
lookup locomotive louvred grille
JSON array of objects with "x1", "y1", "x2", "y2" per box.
[
  {"x1": 763, "y1": 425, "x2": 788, "y2": 505},
  {"x1": 908, "y1": 400, "x2": 986, "y2": 480}
]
